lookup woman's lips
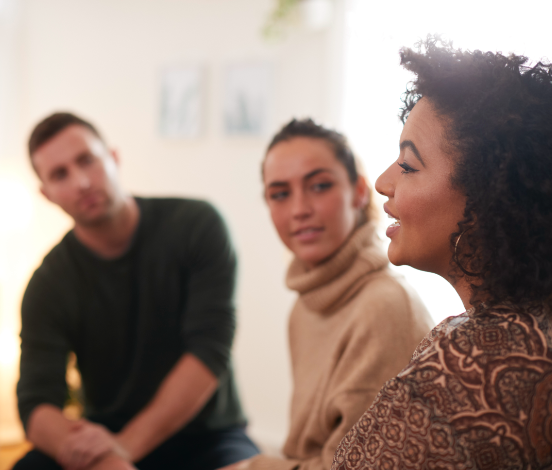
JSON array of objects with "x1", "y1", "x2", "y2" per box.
[
  {"x1": 386, "y1": 219, "x2": 401, "y2": 238},
  {"x1": 383, "y1": 203, "x2": 401, "y2": 238},
  {"x1": 293, "y1": 226, "x2": 324, "y2": 242}
]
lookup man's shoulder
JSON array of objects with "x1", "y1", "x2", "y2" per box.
[
  {"x1": 137, "y1": 196, "x2": 211, "y2": 210},
  {"x1": 24, "y1": 231, "x2": 79, "y2": 305},
  {"x1": 137, "y1": 196, "x2": 230, "y2": 241},
  {"x1": 35, "y1": 231, "x2": 77, "y2": 276},
  {"x1": 137, "y1": 196, "x2": 221, "y2": 225}
]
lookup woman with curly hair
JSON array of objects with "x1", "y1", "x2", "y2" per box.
[{"x1": 332, "y1": 38, "x2": 552, "y2": 470}]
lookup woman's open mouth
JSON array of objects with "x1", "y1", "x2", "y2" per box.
[
  {"x1": 386, "y1": 216, "x2": 401, "y2": 238},
  {"x1": 293, "y1": 226, "x2": 324, "y2": 242},
  {"x1": 388, "y1": 214, "x2": 401, "y2": 229},
  {"x1": 383, "y1": 204, "x2": 401, "y2": 238}
]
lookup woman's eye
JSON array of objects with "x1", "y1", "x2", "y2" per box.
[
  {"x1": 312, "y1": 182, "x2": 333, "y2": 192},
  {"x1": 398, "y1": 162, "x2": 419, "y2": 174},
  {"x1": 269, "y1": 190, "x2": 289, "y2": 201}
]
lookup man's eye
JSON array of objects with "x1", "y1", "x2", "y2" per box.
[
  {"x1": 51, "y1": 170, "x2": 67, "y2": 181},
  {"x1": 79, "y1": 154, "x2": 94, "y2": 165}
]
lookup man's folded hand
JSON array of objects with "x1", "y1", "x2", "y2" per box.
[{"x1": 56, "y1": 420, "x2": 131, "y2": 470}]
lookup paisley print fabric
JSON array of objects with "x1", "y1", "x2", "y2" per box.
[{"x1": 332, "y1": 307, "x2": 552, "y2": 470}]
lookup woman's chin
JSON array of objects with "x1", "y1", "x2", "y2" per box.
[
  {"x1": 386, "y1": 244, "x2": 405, "y2": 267},
  {"x1": 387, "y1": 247, "x2": 446, "y2": 276},
  {"x1": 297, "y1": 255, "x2": 325, "y2": 269},
  {"x1": 295, "y1": 248, "x2": 334, "y2": 269}
]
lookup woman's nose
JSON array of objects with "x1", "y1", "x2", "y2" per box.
[
  {"x1": 291, "y1": 192, "x2": 313, "y2": 219},
  {"x1": 375, "y1": 164, "x2": 395, "y2": 198}
]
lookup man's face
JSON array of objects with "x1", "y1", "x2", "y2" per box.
[{"x1": 32, "y1": 124, "x2": 124, "y2": 226}]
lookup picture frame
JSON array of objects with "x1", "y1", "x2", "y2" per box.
[
  {"x1": 159, "y1": 65, "x2": 204, "y2": 138},
  {"x1": 223, "y1": 62, "x2": 272, "y2": 137}
]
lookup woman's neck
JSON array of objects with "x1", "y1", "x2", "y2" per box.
[{"x1": 452, "y1": 277, "x2": 473, "y2": 311}]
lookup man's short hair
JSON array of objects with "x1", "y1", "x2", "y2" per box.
[{"x1": 28, "y1": 112, "x2": 104, "y2": 157}]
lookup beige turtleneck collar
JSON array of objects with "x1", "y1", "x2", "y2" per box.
[{"x1": 286, "y1": 221, "x2": 388, "y2": 313}]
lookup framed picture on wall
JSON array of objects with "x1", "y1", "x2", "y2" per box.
[
  {"x1": 223, "y1": 62, "x2": 272, "y2": 137},
  {"x1": 159, "y1": 65, "x2": 204, "y2": 138}
]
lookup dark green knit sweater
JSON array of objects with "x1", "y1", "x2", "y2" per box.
[{"x1": 17, "y1": 197, "x2": 246, "y2": 434}]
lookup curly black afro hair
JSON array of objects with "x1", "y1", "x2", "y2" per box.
[{"x1": 400, "y1": 36, "x2": 552, "y2": 310}]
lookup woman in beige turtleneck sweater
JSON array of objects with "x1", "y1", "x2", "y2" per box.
[{"x1": 229, "y1": 119, "x2": 433, "y2": 470}]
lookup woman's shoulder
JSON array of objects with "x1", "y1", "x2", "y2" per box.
[
  {"x1": 446, "y1": 306, "x2": 552, "y2": 361},
  {"x1": 348, "y1": 267, "x2": 434, "y2": 328},
  {"x1": 404, "y1": 306, "x2": 552, "y2": 373},
  {"x1": 410, "y1": 312, "x2": 469, "y2": 360},
  {"x1": 377, "y1": 306, "x2": 552, "y2": 469},
  {"x1": 352, "y1": 267, "x2": 416, "y2": 304}
]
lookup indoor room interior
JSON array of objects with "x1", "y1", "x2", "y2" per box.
[{"x1": 0, "y1": 0, "x2": 549, "y2": 468}]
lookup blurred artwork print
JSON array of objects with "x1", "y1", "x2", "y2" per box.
[
  {"x1": 159, "y1": 66, "x2": 203, "y2": 139},
  {"x1": 223, "y1": 63, "x2": 272, "y2": 137}
]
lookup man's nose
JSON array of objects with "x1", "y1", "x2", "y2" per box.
[{"x1": 74, "y1": 169, "x2": 91, "y2": 190}]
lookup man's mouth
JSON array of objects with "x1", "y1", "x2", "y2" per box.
[{"x1": 78, "y1": 191, "x2": 105, "y2": 209}]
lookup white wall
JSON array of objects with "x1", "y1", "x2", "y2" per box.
[
  {"x1": 0, "y1": 0, "x2": 344, "y2": 447},
  {"x1": 0, "y1": 0, "x2": 31, "y2": 444}
]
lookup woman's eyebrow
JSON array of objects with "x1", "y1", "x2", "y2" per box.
[
  {"x1": 268, "y1": 168, "x2": 333, "y2": 188},
  {"x1": 400, "y1": 140, "x2": 426, "y2": 167},
  {"x1": 304, "y1": 168, "x2": 333, "y2": 180},
  {"x1": 268, "y1": 181, "x2": 288, "y2": 188}
]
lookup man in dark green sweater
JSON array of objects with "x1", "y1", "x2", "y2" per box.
[{"x1": 14, "y1": 113, "x2": 258, "y2": 470}]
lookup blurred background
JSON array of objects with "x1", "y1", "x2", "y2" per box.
[{"x1": 0, "y1": 0, "x2": 549, "y2": 465}]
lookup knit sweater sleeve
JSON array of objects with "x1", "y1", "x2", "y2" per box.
[
  {"x1": 17, "y1": 268, "x2": 70, "y2": 430},
  {"x1": 179, "y1": 201, "x2": 237, "y2": 378}
]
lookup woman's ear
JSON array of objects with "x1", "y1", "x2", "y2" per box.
[{"x1": 353, "y1": 174, "x2": 370, "y2": 209}]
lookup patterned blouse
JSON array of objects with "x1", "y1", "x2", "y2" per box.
[{"x1": 331, "y1": 306, "x2": 552, "y2": 469}]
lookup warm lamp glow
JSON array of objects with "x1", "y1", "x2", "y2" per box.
[
  {"x1": 0, "y1": 329, "x2": 19, "y2": 367},
  {"x1": 0, "y1": 177, "x2": 34, "y2": 236},
  {"x1": 0, "y1": 170, "x2": 37, "y2": 444}
]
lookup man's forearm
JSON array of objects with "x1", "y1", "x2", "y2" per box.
[
  {"x1": 27, "y1": 404, "x2": 134, "y2": 470},
  {"x1": 26, "y1": 404, "x2": 78, "y2": 460},
  {"x1": 116, "y1": 353, "x2": 218, "y2": 462}
]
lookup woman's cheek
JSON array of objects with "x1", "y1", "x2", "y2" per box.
[{"x1": 270, "y1": 208, "x2": 288, "y2": 244}]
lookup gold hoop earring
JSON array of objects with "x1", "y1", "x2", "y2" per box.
[
  {"x1": 453, "y1": 230, "x2": 478, "y2": 277},
  {"x1": 454, "y1": 231, "x2": 464, "y2": 255}
]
